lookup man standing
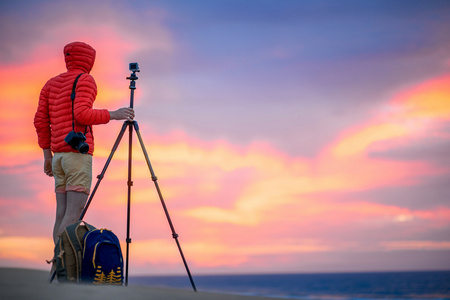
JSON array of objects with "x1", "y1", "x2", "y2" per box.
[{"x1": 34, "y1": 41, "x2": 135, "y2": 244}]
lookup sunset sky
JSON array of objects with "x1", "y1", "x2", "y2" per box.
[{"x1": 1, "y1": 0, "x2": 450, "y2": 277}]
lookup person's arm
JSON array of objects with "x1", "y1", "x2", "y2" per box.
[
  {"x1": 73, "y1": 74, "x2": 110, "y2": 125},
  {"x1": 34, "y1": 83, "x2": 51, "y2": 149},
  {"x1": 74, "y1": 74, "x2": 135, "y2": 124},
  {"x1": 34, "y1": 83, "x2": 54, "y2": 177}
]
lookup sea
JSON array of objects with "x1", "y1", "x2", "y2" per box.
[{"x1": 129, "y1": 271, "x2": 450, "y2": 299}]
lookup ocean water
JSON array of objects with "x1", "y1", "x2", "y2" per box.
[{"x1": 130, "y1": 271, "x2": 450, "y2": 299}]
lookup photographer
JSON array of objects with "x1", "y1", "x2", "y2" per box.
[{"x1": 34, "y1": 41, "x2": 135, "y2": 244}]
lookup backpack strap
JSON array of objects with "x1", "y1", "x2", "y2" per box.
[
  {"x1": 66, "y1": 221, "x2": 97, "y2": 249},
  {"x1": 64, "y1": 223, "x2": 83, "y2": 281},
  {"x1": 47, "y1": 236, "x2": 66, "y2": 283}
]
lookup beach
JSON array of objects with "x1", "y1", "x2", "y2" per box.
[{"x1": 0, "y1": 268, "x2": 284, "y2": 300}]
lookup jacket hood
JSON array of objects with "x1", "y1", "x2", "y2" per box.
[{"x1": 64, "y1": 41, "x2": 96, "y2": 73}]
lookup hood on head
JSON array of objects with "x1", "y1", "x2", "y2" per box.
[{"x1": 64, "y1": 41, "x2": 96, "y2": 73}]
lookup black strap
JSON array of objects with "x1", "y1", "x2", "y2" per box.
[{"x1": 70, "y1": 74, "x2": 84, "y2": 132}]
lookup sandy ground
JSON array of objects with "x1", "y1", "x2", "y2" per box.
[{"x1": 0, "y1": 268, "x2": 284, "y2": 300}]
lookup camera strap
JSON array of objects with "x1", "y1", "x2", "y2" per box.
[{"x1": 70, "y1": 73, "x2": 89, "y2": 135}]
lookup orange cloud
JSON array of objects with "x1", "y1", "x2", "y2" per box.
[
  {"x1": 394, "y1": 75, "x2": 450, "y2": 120},
  {"x1": 0, "y1": 236, "x2": 53, "y2": 268},
  {"x1": 331, "y1": 123, "x2": 408, "y2": 157},
  {"x1": 329, "y1": 75, "x2": 450, "y2": 158}
]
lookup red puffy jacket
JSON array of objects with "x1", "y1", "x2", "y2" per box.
[{"x1": 34, "y1": 42, "x2": 110, "y2": 155}]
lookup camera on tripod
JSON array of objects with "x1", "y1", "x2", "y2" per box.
[
  {"x1": 65, "y1": 131, "x2": 89, "y2": 154},
  {"x1": 129, "y1": 62, "x2": 139, "y2": 72}
]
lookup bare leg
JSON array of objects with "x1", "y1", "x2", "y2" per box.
[
  {"x1": 56, "y1": 191, "x2": 89, "y2": 238},
  {"x1": 53, "y1": 193, "x2": 67, "y2": 244}
]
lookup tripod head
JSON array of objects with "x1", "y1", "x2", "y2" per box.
[
  {"x1": 126, "y1": 62, "x2": 140, "y2": 108},
  {"x1": 126, "y1": 62, "x2": 140, "y2": 81}
]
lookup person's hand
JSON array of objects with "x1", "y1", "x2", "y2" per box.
[
  {"x1": 109, "y1": 107, "x2": 135, "y2": 121},
  {"x1": 43, "y1": 149, "x2": 53, "y2": 177},
  {"x1": 44, "y1": 157, "x2": 53, "y2": 177}
]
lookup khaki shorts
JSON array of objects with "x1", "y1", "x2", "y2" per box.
[{"x1": 52, "y1": 152, "x2": 92, "y2": 194}]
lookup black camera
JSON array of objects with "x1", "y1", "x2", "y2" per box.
[
  {"x1": 65, "y1": 131, "x2": 89, "y2": 154},
  {"x1": 129, "y1": 62, "x2": 140, "y2": 72}
]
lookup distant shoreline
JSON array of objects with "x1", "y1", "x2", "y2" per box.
[{"x1": 130, "y1": 270, "x2": 450, "y2": 299}]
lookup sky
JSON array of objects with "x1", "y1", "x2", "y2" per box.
[{"x1": 1, "y1": 0, "x2": 450, "y2": 277}]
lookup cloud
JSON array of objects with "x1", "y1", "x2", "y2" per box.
[
  {"x1": 329, "y1": 75, "x2": 450, "y2": 162},
  {"x1": 332, "y1": 123, "x2": 409, "y2": 157},
  {"x1": 0, "y1": 236, "x2": 53, "y2": 269},
  {"x1": 394, "y1": 76, "x2": 450, "y2": 120},
  {"x1": 380, "y1": 241, "x2": 450, "y2": 251}
]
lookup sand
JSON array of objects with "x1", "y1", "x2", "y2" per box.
[{"x1": 0, "y1": 268, "x2": 283, "y2": 300}]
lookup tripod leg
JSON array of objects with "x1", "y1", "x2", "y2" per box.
[
  {"x1": 133, "y1": 121, "x2": 197, "y2": 292},
  {"x1": 125, "y1": 121, "x2": 133, "y2": 286},
  {"x1": 79, "y1": 121, "x2": 128, "y2": 221}
]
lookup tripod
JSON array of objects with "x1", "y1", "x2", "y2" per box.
[{"x1": 79, "y1": 63, "x2": 197, "y2": 291}]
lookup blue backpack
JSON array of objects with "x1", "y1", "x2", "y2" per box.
[{"x1": 81, "y1": 228, "x2": 124, "y2": 285}]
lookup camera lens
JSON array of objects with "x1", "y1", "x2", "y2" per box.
[{"x1": 78, "y1": 142, "x2": 89, "y2": 154}]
